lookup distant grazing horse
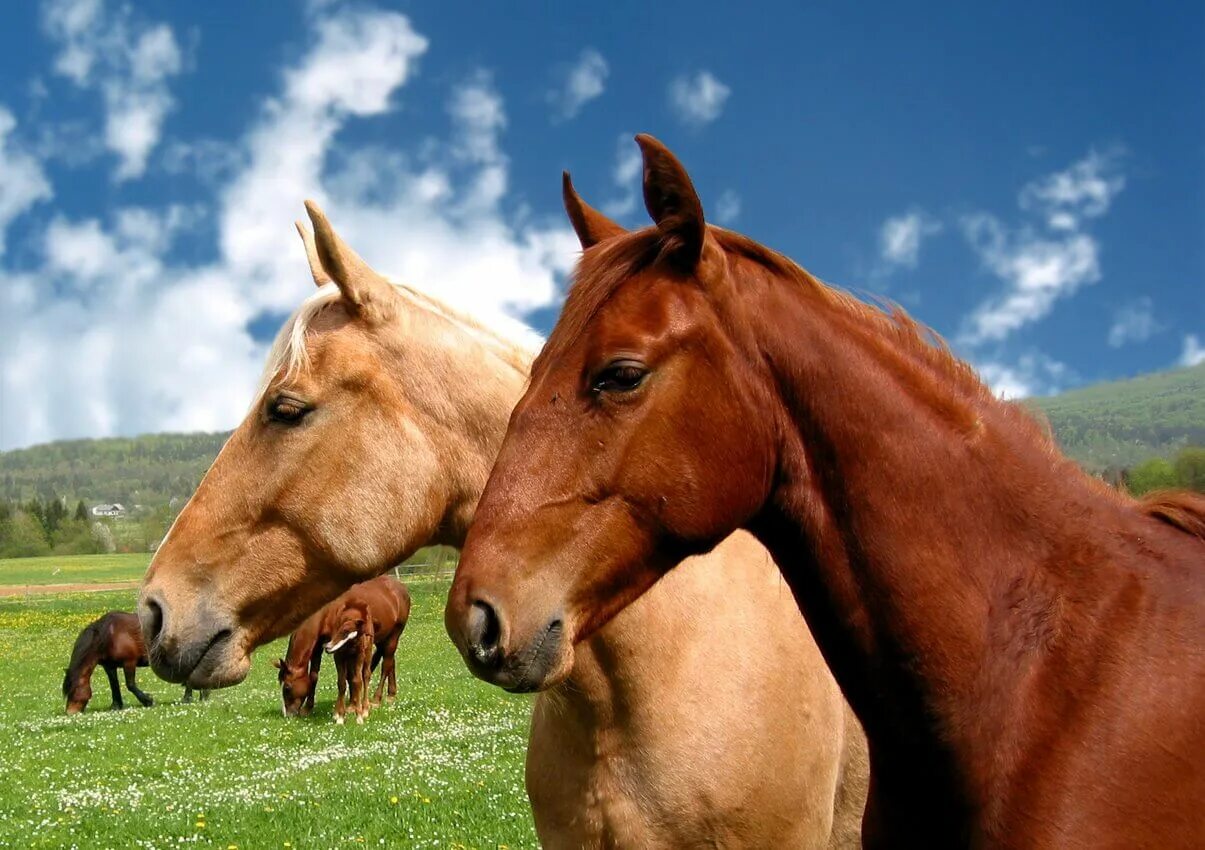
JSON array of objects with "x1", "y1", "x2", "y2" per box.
[
  {"x1": 63, "y1": 611, "x2": 207, "y2": 713},
  {"x1": 137, "y1": 203, "x2": 868, "y2": 846},
  {"x1": 446, "y1": 135, "x2": 1205, "y2": 848}
]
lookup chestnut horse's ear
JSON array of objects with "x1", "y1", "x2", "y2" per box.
[
  {"x1": 635, "y1": 134, "x2": 705, "y2": 270},
  {"x1": 303, "y1": 200, "x2": 396, "y2": 319},
  {"x1": 294, "y1": 221, "x2": 332, "y2": 287},
  {"x1": 562, "y1": 171, "x2": 626, "y2": 249}
]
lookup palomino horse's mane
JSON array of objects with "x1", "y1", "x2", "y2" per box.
[
  {"x1": 63, "y1": 619, "x2": 104, "y2": 695},
  {"x1": 258, "y1": 278, "x2": 536, "y2": 401}
]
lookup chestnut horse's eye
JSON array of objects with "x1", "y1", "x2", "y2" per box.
[
  {"x1": 268, "y1": 396, "x2": 310, "y2": 424},
  {"x1": 592, "y1": 360, "x2": 648, "y2": 394}
]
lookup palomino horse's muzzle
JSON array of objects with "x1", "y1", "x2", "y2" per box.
[{"x1": 137, "y1": 591, "x2": 244, "y2": 688}]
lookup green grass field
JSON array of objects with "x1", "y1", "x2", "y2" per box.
[
  {"x1": 0, "y1": 552, "x2": 150, "y2": 587},
  {"x1": 0, "y1": 578, "x2": 537, "y2": 848}
]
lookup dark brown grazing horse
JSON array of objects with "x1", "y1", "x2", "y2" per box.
[
  {"x1": 447, "y1": 135, "x2": 1205, "y2": 848},
  {"x1": 322, "y1": 576, "x2": 410, "y2": 724},
  {"x1": 63, "y1": 611, "x2": 207, "y2": 713}
]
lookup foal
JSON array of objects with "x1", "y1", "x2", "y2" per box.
[
  {"x1": 446, "y1": 135, "x2": 1205, "y2": 848},
  {"x1": 322, "y1": 576, "x2": 410, "y2": 724}
]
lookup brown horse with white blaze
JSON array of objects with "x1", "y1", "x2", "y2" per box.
[
  {"x1": 446, "y1": 135, "x2": 1205, "y2": 848},
  {"x1": 138, "y1": 201, "x2": 868, "y2": 847},
  {"x1": 322, "y1": 575, "x2": 410, "y2": 724}
]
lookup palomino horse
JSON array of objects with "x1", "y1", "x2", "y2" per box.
[
  {"x1": 446, "y1": 135, "x2": 1205, "y2": 848},
  {"x1": 275, "y1": 576, "x2": 411, "y2": 719},
  {"x1": 322, "y1": 575, "x2": 410, "y2": 724},
  {"x1": 138, "y1": 202, "x2": 868, "y2": 847},
  {"x1": 63, "y1": 611, "x2": 206, "y2": 713}
]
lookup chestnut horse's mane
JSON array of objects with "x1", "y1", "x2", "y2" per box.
[{"x1": 63, "y1": 617, "x2": 105, "y2": 695}]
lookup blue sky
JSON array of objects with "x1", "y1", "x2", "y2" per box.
[{"x1": 0, "y1": 0, "x2": 1201, "y2": 450}]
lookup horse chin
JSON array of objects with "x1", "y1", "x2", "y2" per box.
[{"x1": 187, "y1": 644, "x2": 252, "y2": 689}]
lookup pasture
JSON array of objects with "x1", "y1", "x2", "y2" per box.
[
  {"x1": 0, "y1": 553, "x2": 149, "y2": 588},
  {"x1": 0, "y1": 577, "x2": 537, "y2": 848}
]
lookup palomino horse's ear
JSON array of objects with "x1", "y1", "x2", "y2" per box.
[
  {"x1": 294, "y1": 221, "x2": 332, "y2": 287},
  {"x1": 635, "y1": 134, "x2": 705, "y2": 270},
  {"x1": 562, "y1": 171, "x2": 626, "y2": 249},
  {"x1": 303, "y1": 200, "x2": 396, "y2": 318}
]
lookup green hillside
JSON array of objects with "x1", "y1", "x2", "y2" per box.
[{"x1": 1028, "y1": 363, "x2": 1205, "y2": 472}]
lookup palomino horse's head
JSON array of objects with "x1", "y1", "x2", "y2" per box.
[
  {"x1": 274, "y1": 658, "x2": 317, "y2": 717},
  {"x1": 139, "y1": 202, "x2": 527, "y2": 689},
  {"x1": 446, "y1": 137, "x2": 777, "y2": 691}
]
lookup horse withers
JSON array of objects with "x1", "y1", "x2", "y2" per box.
[
  {"x1": 446, "y1": 135, "x2": 1205, "y2": 847},
  {"x1": 63, "y1": 611, "x2": 207, "y2": 714}
]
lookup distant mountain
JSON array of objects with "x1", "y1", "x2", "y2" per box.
[
  {"x1": 1028, "y1": 363, "x2": 1205, "y2": 473},
  {"x1": 0, "y1": 364, "x2": 1201, "y2": 503}
]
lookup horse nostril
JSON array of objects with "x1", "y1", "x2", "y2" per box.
[
  {"x1": 467, "y1": 600, "x2": 502, "y2": 668},
  {"x1": 143, "y1": 598, "x2": 165, "y2": 646}
]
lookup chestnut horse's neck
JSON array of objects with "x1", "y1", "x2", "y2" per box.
[{"x1": 735, "y1": 263, "x2": 1151, "y2": 825}]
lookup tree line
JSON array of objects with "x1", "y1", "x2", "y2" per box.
[{"x1": 0, "y1": 495, "x2": 179, "y2": 559}]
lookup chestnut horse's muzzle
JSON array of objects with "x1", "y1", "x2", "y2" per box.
[{"x1": 447, "y1": 597, "x2": 567, "y2": 693}]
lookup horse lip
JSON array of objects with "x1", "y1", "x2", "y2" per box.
[{"x1": 180, "y1": 628, "x2": 236, "y2": 687}]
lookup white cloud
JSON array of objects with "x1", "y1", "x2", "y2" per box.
[
  {"x1": 1019, "y1": 149, "x2": 1124, "y2": 231},
  {"x1": 41, "y1": 0, "x2": 185, "y2": 180},
  {"x1": 1, "y1": 5, "x2": 575, "y2": 450},
  {"x1": 976, "y1": 351, "x2": 1070, "y2": 399},
  {"x1": 1180, "y1": 335, "x2": 1205, "y2": 367},
  {"x1": 879, "y1": 210, "x2": 941, "y2": 270},
  {"x1": 547, "y1": 49, "x2": 608, "y2": 121},
  {"x1": 959, "y1": 150, "x2": 1124, "y2": 346},
  {"x1": 602, "y1": 133, "x2": 642, "y2": 218},
  {"x1": 1107, "y1": 297, "x2": 1161, "y2": 348},
  {"x1": 0, "y1": 108, "x2": 53, "y2": 256},
  {"x1": 669, "y1": 71, "x2": 730, "y2": 126},
  {"x1": 713, "y1": 190, "x2": 741, "y2": 225}
]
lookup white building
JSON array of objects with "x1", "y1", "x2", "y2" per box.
[{"x1": 91, "y1": 503, "x2": 126, "y2": 518}]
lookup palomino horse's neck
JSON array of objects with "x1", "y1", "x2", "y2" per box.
[{"x1": 740, "y1": 269, "x2": 1128, "y2": 812}]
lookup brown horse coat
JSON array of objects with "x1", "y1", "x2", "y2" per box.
[{"x1": 322, "y1": 576, "x2": 410, "y2": 724}]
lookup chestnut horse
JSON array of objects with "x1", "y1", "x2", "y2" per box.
[
  {"x1": 138, "y1": 202, "x2": 868, "y2": 846},
  {"x1": 446, "y1": 135, "x2": 1205, "y2": 848},
  {"x1": 322, "y1": 575, "x2": 410, "y2": 724},
  {"x1": 275, "y1": 576, "x2": 410, "y2": 719},
  {"x1": 63, "y1": 611, "x2": 206, "y2": 713}
]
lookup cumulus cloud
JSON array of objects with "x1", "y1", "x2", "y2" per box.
[
  {"x1": 1107, "y1": 297, "x2": 1161, "y2": 348},
  {"x1": 975, "y1": 351, "x2": 1071, "y2": 399},
  {"x1": 1180, "y1": 335, "x2": 1205, "y2": 367},
  {"x1": 0, "y1": 108, "x2": 53, "y2": 256},
  {"x1": 41, "y1": 0, "x2": 185, "y2": 181},
  {"x1": 547, "y1": 49, "x2": 608, "y2": 121},
  {"x1": 669, "y1": 71, "x2": 730, "y2": 126},
  {"x1": 602, "y1": 133, "x2": 643, "y2": 219},
  {"x1": 1, "y1": 5, "x2": 575, "y2": 450},
  {"x1": 878, "y1": 210, "x2": 941, "y2": 271},
  {"x1": 959, "y1": 150, "x2": 1124, "y2": 346},
  {"x1": 713, "y1": 190, "x2": 741, "y2": 225}
]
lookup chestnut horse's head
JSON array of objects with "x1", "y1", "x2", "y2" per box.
[
  {"x1": 62, "y1": 667, "x2": 91, "y2": 715},
  {"x1": 274, "y1": 658, "x2": 317, "y2": 717},
  {"x1": 446, "y1": 137, "x2": 779, "y2": 691},
  {"x1": 139, "y1": 202, "x2": 530, "y2": 689}
]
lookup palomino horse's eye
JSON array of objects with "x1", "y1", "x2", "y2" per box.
[
  {"x1": 268, "y1": 397, "x2": 310, "y2": 424},
  {"x1": 592, "y1": 361, "x2": 648, "y2": 394}
]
